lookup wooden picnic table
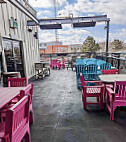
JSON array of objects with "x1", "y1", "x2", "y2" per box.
[
  {"x1": 0, "y1": 86, "x2": 28, "y2": 109},
  {"x1": 98, "y1": 74, "x2": 126, "y2": 84}
]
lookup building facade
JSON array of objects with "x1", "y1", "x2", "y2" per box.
[
  {"x1": 0, "y1": 0, "x2": 40, "y2": 78},
  {"x1": 68, "y1": 44, "x2": 82, "y2": 53},
  {"x1": 45, "y1": 45, "x2": 68, "y2": 54},
  {"x1": 39, "y1": 41, "x2": 63, "y2": 54}
]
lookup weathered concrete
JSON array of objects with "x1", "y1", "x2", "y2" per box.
[{"x1": 30, "y1": 69, "x2": 126, "y2": 142}]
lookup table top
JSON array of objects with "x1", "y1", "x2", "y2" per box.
[
  {"x1": 99, "y1": 74, "x2": 126, "y2": 83},
  {"x1": 0, "y1": 86, "x2": 28, "y2": 109},
  {"x1": 3, "y1": 72, "x2": 20, "y2": 75},
  {"x1": 97, "y1": 66, "x2": 116, "y2": 70}
]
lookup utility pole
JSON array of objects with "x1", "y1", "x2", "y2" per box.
[{"x1": 54, "y1": 0, "x2": 59, "y2": 45}]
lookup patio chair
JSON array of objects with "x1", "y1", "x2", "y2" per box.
[
  {"x1": 83, "y1": 58, "x2": 89, "y2": 64},
  {"x1": 76, "y1": 58, "x2": 84, "y2": 65},
  {"x1": 8, "y1": 77, "x2": 28, "y2": 87},
  {"x1": 85, "y1": 64, "x2": 98, "y2": 81},
  {"x1": 101, "y1": 69, "x2": 119, "y2": 75},
  {"x1": 96, "y1": 60, "x2": 106, "y2": 67},
  {"x1": 80, "y1": 73, "x2": 105, "y2": 110},
  {"x1": 22, "y1": 84, "x2": 34, "y2": 124},
  {"x1": 86, "y1": 61, "x2": 96, "y2": 65},
  {"x1": 76, "y1": 65, "x2": 86, "y2": 89},
  {"x1": 51, "y1": 59, "x2": 60, "y2": 70},
  {"x1": 97, "y1": 63, "x2": 111, "y2": 75},
  {"x1": 60, "y1": 59, "x2": 65, "y2": 69},
  {"x1": 106, "y1": 81, "x2": 126, "y2": 120},
  {"x1": 0, "y1": 95, "x2": 31, "y2": 142}
]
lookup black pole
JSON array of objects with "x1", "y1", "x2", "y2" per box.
[{"x1": 106, "y1": 20, "x2": 110, "y2": 53}]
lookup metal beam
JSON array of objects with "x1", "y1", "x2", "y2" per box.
[
  {"x1": 39, "y1": 15, "x2": 109, "y2": 25},
  {"x1": 8, "y1": 0, "x2": 38, "y2": 24}
]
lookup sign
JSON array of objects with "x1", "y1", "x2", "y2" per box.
[{"x1": 10, "y1": 17, "x2": 18, "y2": 29}]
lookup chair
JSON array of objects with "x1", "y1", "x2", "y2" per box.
[
  {"x1": 85, "y1": 59, "x2": 93, "y2": 65},
  {"x1": 80, "y1": 73, "x2": 105, "y2": 110},
  {"x1": 106, "y1": 81, "x2": 126, "y2": 120},
  {"x1": 60, "y1": 59, "x2": 65, "y2": 69},
  {"x1": 101, "y1": 69, "x2": 119, "y2": 88},
  {"x1": 0, "y1": 95, "x2": 31, "y2": 142},
  {"x1": 76, "y1": 65, "x2": 86, "y2": 89},
  {"x1": 97, "y1": 63, "x2": 111, "y2": 75},
  {"x1": 22, "y1": 84, "x2": 34, "y2": 124},
  {"x1": 50, "y1": 59, "x2": 60, "y2": 70},
  {"x1": 8, "y1": 77, "x2": 28, "y2": 87},
  {"x1": 85, "y1": 64, "x2": 98, "y2": 81},
  {"x1": 86, "y1": 61, "x2": 95, "y2": 65},
  {"x1": 76, "y1": 58, "x2": 84, "y2": 65},
  {"x1": 83, "y1": 58, "x2": 89, "y2": 64},
  {"x1": 0, "y1": 84, "x2": 34, "y2": 124},
  {"x1": 101, "y1": 69, "x2": 119, "y2": 75},
  {"x1": 96, "y1": 60, "x2": 106, "y2": 66}
]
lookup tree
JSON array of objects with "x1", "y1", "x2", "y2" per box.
[
  {"x1": 112, "y1": 39, "x2": 123, "y2": 49},
  {"x1": 81, "y1": 36, "x2": 100, "y2": 52}
]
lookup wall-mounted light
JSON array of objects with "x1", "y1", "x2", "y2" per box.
[
  {"x1": 28, "y1": 28, "x2": 32, "y2": 32},
  {"x1": 34, "y1": 32, "x2": 38, "y2": 39},
  {"x1": 9, "y1": 17, "x2": 18, "y2": 29}
]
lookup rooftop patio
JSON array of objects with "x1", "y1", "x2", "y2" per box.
[{"x1": 30, "y1": 69, "x2": 126, "y2": 142}]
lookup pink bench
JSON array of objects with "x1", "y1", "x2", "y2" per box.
[{"x1": 0, "y1": 95, "x2": 31, "y2": 142}]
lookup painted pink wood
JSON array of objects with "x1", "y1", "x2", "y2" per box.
[
  {"x1": 20, "y1": 84, "x2": 34, "y2": 123},
  {"x1": 80, "y1": 74, "x2": 105, "y2": 110},
  {"x1": 0, "y1": 95, "x2": 31, "y2": 142},
  {"x1": 106, "y1": 81, "x2": 126, "y2": 120},
  {"x1": 50, "y1": 59, "x2": 60, "y2": 70},
  {"x1": 8, "y1": 78, "x2": 28, "y2": 87},
  {"x1": 0, "y1": 84, "x2": 34, "y2": 124},
  {"x1": 59, "y1": 59, "x2": 65, "y2": 69},
  {"x1": 101, "y1": 69, "x2": 119, "y2": 75},
  {"x1": 0, "y1": 87, "x2": 27, "y2": 109}
]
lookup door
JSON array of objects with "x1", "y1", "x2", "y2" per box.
[{"x1": 3, "y1": 38, "x2": 24, "y2": 77}]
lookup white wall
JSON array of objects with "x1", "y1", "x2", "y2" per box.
[{"x1": 0, "y1": 1, "x2": 40, "y2": 78}]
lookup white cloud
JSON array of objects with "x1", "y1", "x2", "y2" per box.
[
  {"x1": 38, "y1": 29, "x2": 56, "y2": 42},
  {"x1": 37, "y1": 10, "x2": 53, "y2": 18},
  {"x1": 29, "y1": 0, "x2": 67, "y2": 8},
  {"x1": 110, "y1": 28, "x2": 126, "y2": 42},
  {"x1": 58, "y1": 0, "x2": 126, "y2": 25},
  {"x1": 34, "y1": 0, "x2": 126, "y2": 45}
]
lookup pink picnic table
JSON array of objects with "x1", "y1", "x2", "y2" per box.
[{"x1": 0, "y1": 86, "x2": 28, "y2": 109}]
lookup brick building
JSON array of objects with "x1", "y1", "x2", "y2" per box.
[
  {"x1": 39, "y1": 41, "x2": 68, "y2": 54},
  {"x1": 46, "y1": 45, "x2": 68, "y2": 54}
]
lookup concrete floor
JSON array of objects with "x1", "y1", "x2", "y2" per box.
[{"x1": 30, "y1": 69, "x2": 126, "y2": 142}]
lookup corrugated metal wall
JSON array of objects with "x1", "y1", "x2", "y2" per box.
[{"x1": 0, "y1": 0, "x2": 40, "y2": 78}]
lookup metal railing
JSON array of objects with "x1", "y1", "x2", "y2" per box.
[{"x1": 41, "y1": 52, "x2": 126, "y2": 73}]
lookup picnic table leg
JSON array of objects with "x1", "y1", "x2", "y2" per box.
[{"x1": 25, "y1": 129, "x2": 31, "y2": 142}]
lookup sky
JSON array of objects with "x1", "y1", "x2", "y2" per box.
[{"x1": 29, "y1": 0, "x2": 126, "y2": 45}]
